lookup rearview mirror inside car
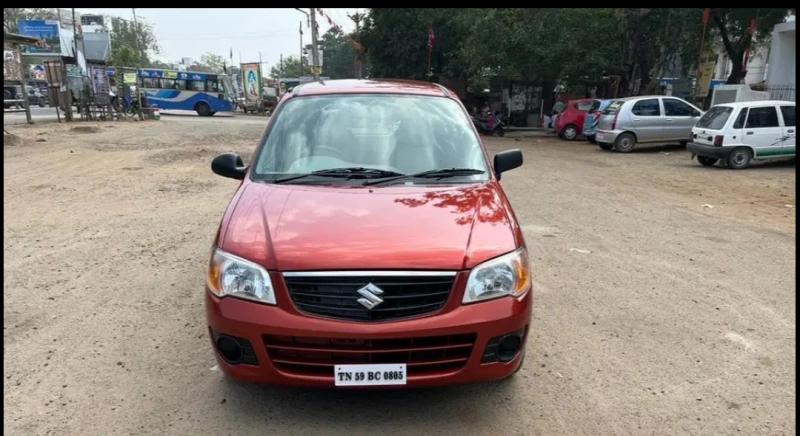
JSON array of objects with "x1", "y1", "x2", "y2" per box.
[
  {"x1": 211, "y1": 153, "x2": 247, "y2": 180},
  {"x1": 494, "y1": 149, "x2": 523, "y2": 180}
]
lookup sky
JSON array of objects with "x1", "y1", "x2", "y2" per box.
[{"x1": 76, "y1": 8, "x2": 362, "y2": 71}]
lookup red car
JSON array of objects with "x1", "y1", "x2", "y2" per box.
[
  {"x1": 554, "y1": 98, "x2": 594, "y2": 141},
  {"x1": 207, "y1": 79, "x2": 531, "y2": 388}
]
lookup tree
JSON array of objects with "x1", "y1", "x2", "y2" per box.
[
  {"x1": 269, "y1": 55, "x2": 306, "y2": 78},
  {"x1": 106, "y1": 15, "x2": 161, "y2": 67},
  {"x1": 710, "y1": 8, "x2": 793, "y2": 84},
  {"x1": 190, "y1": 52, "x2": 225, "y2": 73},
  {"x1": 318, "y1": 27, "x2": 357, "y2": 79},
  {"x1": 361, "y1": 8, "x2": 469, "y2": 80},
  {"x1": 3, "y1": 8, "x2": 57, "y2": 33}
]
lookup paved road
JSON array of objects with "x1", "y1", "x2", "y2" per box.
[
  {"x1": 3, "y1": 107, "x2": 267, "y2": 125},
  {"x1": 3, "y1": 120, "x2": 795, "y2": 435}
]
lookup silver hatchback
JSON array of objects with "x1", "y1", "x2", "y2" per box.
[{"x1": 594, "y1": 96, "x2": 704, "y2": 152}]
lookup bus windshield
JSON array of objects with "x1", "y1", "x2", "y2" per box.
[{"x1": 137, "y1": 68, "x2": 234, "y2": 116}]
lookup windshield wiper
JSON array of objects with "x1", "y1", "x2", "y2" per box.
[
  {"x1": 272, "y1": 167, "x2": 404, "y2": 184},
  {"x1": 362, "y1": 168, "x2": 485, "y2": 186}
]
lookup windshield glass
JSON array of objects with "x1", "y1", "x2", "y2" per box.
[
  {"x1": 696, "y1": 106, "x2": 733, "y2": 129},
  {"x1": 252, "y1": 94, "x2": 489, "y2": 182}
]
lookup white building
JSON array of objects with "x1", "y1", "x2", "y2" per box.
[
  {"x1": 711, "y1": 41, "x2": 769, "y2": 85},
  {"x1": 765, "y1": 20, "x2": 795, "y2": 101}
]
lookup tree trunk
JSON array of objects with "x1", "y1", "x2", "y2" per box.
[{"x1": 726, "y1": 53, "x2": 746, "y2": 84}]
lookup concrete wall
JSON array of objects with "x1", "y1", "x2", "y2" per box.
[{"x1": 766, "y1": 21, "x2": 796, "y2": 87}]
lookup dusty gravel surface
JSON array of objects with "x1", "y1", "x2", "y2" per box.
[{"x1": 4, "y1": 118, "x2": 795, "y2": 435}]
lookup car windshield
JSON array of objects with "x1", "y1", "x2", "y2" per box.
[
  {"x1": 696, "y1": 106, "x2": 733, "y2": 130},
  {"x1": 252, "y1": 94, "x2": 489, "y2": 183}
]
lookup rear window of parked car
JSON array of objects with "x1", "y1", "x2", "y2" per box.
[
  {"x1": 602, "y1": 100, "x2": 624, "y2": 115},
  {"x1": 574, "y1": 101, "x2": 592, "y2": 111},
  {"x1": 696, "y1": 106, "x2": 733, "y2": 130}
]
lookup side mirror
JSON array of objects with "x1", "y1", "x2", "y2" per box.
[
  {"x1": 211, "y1": 153, "x2": 247, "y2": 180},
  {"x1": 493, "y1": 149, "x2": 523, "y2": 180}
]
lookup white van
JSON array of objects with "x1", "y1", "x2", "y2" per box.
[{"x1": 687, "y1": 100, "x2": 795, "y2": 169}]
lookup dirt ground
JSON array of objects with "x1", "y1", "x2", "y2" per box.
[{"x1": 4, "y1": 118, "x2": 795, "y2": 435}]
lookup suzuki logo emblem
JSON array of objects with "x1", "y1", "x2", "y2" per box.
[{"x1": 356, "y1": 283, "x2": 384, "y2": 310}]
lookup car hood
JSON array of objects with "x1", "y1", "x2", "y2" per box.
[{"x1": 219, "y1": 181, "x2": 520, "y2": 271}]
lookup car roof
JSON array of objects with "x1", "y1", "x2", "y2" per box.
[
  {"x1": 612, "y1": 95, "x2": 679, "y2": 102},
  {"x1": 712, "y1": 100, "x2": 795, "y2": 109},
  {"x1": 291, "y1": 79, "x2": 456, "y2": 98}
]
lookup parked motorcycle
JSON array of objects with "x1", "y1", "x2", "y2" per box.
[{"x1": 472, "y1": 112, "x2": 505, "y2": 137}]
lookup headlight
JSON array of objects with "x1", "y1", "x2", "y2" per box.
[
  {"x1": 206, "y1": 247, "x2": 276, "y2": 305},
  {"x1": 462, "y1": 247, "x2": 530, "y2": 304}
]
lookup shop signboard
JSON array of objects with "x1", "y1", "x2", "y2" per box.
[{"x1": 66, "y1": 64, "x2": 83, "y2": 77}]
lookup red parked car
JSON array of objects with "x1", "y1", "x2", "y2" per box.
[
  {"x1": 554, "y1": 98, "x2": 594, "y2": 141},
  {"x1": 207, "y1": 79, "x2": 532, "y2": 388}
]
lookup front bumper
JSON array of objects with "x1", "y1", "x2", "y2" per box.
[
  {"x1": 594, "y1": 129, "x2": 621, "y2": 144},
  {"x1": 205, "y1": 271, "x2": 532, "y2": 388},
  {"x1": 687, "y1": 142, "x2": 732, "y2": 159}
]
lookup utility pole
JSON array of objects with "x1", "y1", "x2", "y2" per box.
[
  {"x1": 131, "y1": 8, "x2": 144, "y2": 120},
  {"x1": 309, "y1": 8, "x2": 320, "y2": 81},
  {"x1": 347, "y1": 11, "x2": 365, "y2": 79},
  {"x1": 295, "y1": 21, "x2": 301, "y2": 74}
]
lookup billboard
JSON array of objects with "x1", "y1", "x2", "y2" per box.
[
  {"x1": 16, "y1": 20, "x2": 62, "y2": 55},
  {"x1": 241, "y1": 63, "x2": 262, "y2": 102}
]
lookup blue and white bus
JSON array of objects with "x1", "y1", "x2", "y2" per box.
[{"x1": 137, "y1": 69, "x2": 235, "y2": 116}]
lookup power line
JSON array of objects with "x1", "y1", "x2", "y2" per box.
[{"x1": 159, "y1": 31, "x2": 295, "y2": 41}]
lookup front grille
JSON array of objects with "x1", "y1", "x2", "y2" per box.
[
  {"x1": 283, "y1": 274, "x2": 455, "y2": 321},
  {"x1": 264, "y1": 333, "x2": 476, "y2": 377}
]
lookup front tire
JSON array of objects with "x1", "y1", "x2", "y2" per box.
[
  {"x1": 614, "y1": 132, "x2": 636, "y2": 153},
  {"x1": 561, "y1": 124, "x2": 578, "y2": 141},
  {"x1": 697, "y1": 156, "x2": 718, "y2": 167},
  {"x1": 726, "y1": 147, "x2": 752, "y2": 169},
  {"x1": 195, "y1": 101, "x2": 212, "y2": 116}
]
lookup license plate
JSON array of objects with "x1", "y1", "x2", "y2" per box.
[{"x1": 334, "y1": 364, "x2": 407, "y2": 387}]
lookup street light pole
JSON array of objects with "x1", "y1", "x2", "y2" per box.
[{"x1": 309, "y1": 8, "x2": 320, "y2": 81}]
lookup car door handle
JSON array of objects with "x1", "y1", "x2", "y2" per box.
[
  {"x1": 633, "y1": 118, "x2": 641, "y2": 122},
  {"x1": 665, "y1": 119, "x2": 673, "y2": 122},
  {"x1": 746, "y1": 131, "x2": 754, "y2": 135},
  {"x1": 789, "y1": 129, "x2": 795, "y2": 133}
]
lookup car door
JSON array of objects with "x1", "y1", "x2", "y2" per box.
[
  {"x1": 743, "y1": 105, "x2": 784, "y2": 158},
  {"x1": 779, "y1": 105, "x2": 796, "y2": 156},
  {"x1": 629, "y1": 98, "x2": 663, "y2": 142},
  {"x1": 662, "y1": 98, "x2": 702, "y2": 141}
]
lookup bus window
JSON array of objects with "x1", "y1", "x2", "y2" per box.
[
  {"x1": 207, "y1": 80, "x2": 219, "y2": 92},
  {"x1": 142, "y1": 77, "x2": 159, "y2": 88},
  {"x1": 187, "y1": 80, "x2": 206, "y2": 92},
  {"x1": 161, "y1": 79, "x2": 186, "y2": 90}
]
